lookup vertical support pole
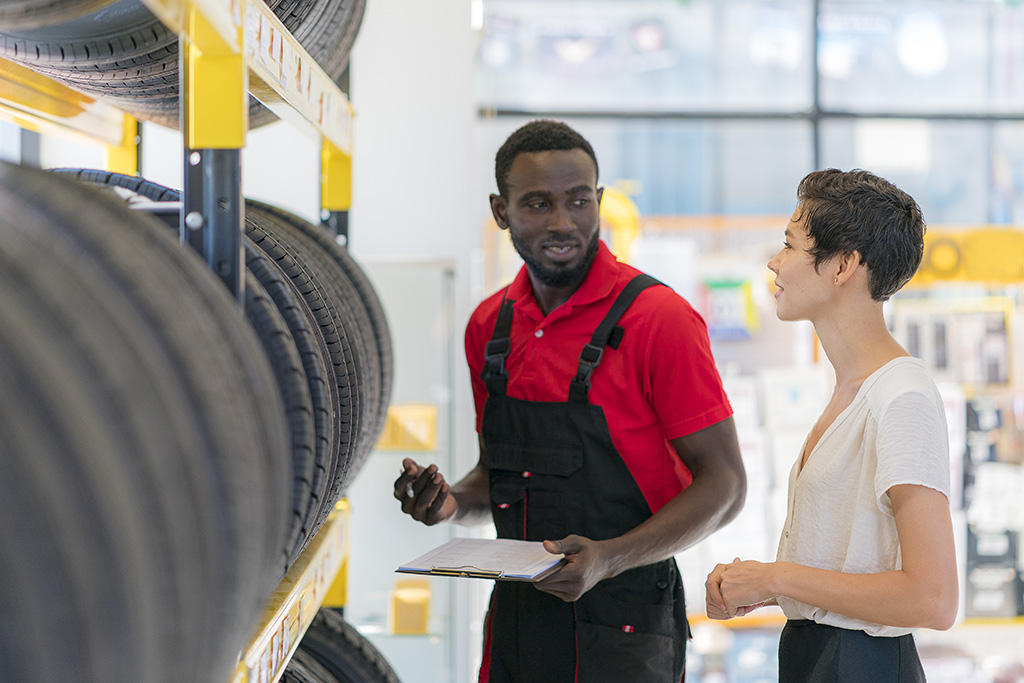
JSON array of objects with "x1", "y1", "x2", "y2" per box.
[
  {"x1": 183, "y1": 147, "x2": 243, "y2": 295},
  {"x1": 106, "y1": 116, "x2": 139, "y2": 175},
  {"x1": 320, "y1": 137, "x2": 352, "y2": 245},
  {"x1": 180, "y1": 0, "x2": 247, "y2": 301}
]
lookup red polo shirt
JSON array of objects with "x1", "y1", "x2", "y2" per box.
[{"x1": 466, "y1": 240, "x2": 732, "y2": 514}]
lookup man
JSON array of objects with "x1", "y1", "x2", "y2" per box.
[{"x1": 394, "y1": 119, "x2": 746, "y2": 683}]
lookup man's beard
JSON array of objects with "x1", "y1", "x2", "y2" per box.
[{"x1": 510, "y1": 229, "x2": 601, "y2": 289}]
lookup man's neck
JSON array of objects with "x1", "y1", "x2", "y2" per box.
[{"x1": 529, "y1": 275, "x2": 584, "y2": 316}]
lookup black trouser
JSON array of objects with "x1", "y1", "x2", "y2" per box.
[{"x1": 779, "y1": 620, "x2": 926, "y2": 683}]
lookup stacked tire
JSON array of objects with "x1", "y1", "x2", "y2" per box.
[
  {"x1": 0, "y1": 162, "x2": 292, "y2": 683},
  {"x1": 281, "y1": 608, "x2": 402, "y2": 683},
  {"x1": 0, "y1": 0, "x2": 366, "y2": 128},
  {"x1": 52, "y1": 167, "x2": 394, "y2": 567},
  {"x1": 0, "y1": 162, "x2": 393, "y2": 683}
]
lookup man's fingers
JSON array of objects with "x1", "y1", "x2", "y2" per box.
[
  {"x1": 394, "y1": 460, "x2": 422, "y2": 500},
  {"x1": 427, "y1": 483, "x2": 450, "y2": 520},
  {"x1": 410, "y1": 465, "x2": 439, "y2": 497}
]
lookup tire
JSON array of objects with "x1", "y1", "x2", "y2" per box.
[
  {"x1": 49, "y1": 166, "x2": 337, "y2": 571},
  {"x1": 41, "y1": 163, "x2": 293, "y2": 674},
  {"x1": 282, "y1": 648, "x2": 341, "y2": 683},
  {"x1": 0, "y1": 161, "x2": 290, "y2": 683},
  {"x1": 299, "y1": 609, "x2": 402, "y2": 683},
  {"x1": 48, "y1": 167, "x2": 384, "y2": 551},
  {"x1": 248, "y1": 203, "x2": 383, "y2": 490},
  {"x1": 245, "y1": 270, "x2": 317, "y2": 577},
  {"x1": 246, "y1": 244, "x2": 337, "y2": 565},
  {"x1": 50, "y1": 166, "x2": 181, "y2": 201},
  {"x1": 250, "y1": 201, "x2": 393, "y2": 460},
  {"x1": 245, "y1": 208, "x2": 361, "y2": 532}
]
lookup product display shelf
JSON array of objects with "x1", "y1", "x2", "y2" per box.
[
  {"x1": 142, "y1": 0, "x2": 352, "y2": 296},
  {"x1": 0, "y1": 2, "x2": 356, "y2": 682}
]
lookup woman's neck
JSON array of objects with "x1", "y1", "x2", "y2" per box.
[{"x1": 814, "y1": 301, "x2": 908, "y2": 386}]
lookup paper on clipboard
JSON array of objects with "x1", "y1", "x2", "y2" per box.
[{"x1": 396, "y1": 538, "x2": 566, "y2": 581}]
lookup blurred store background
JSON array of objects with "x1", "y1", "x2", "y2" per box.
[{"x1": 8, "y1": 0, "x2": 1024, "y2": 682}]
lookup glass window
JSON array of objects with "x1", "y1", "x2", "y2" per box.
[
  {"x1": 479, "y1": 115, "x2": 813, "y2": 216},
  {"x1": 477, "y1": 0, "x2": 813, "y2": 113},
  {"x1": 819, "y1": 118, "x2": 1024, "y2": 225},
  {"x1": 819, "y1": 1, "x2": 1024, "y2": 113}
]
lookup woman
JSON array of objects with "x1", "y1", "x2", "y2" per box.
[{"x1": 705, "y1": 169, "x2": 958, "y2": 682}]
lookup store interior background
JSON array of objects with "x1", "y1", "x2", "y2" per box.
[{"x1": 7, "y1": 0, "x2": 1024, "y2": 681}]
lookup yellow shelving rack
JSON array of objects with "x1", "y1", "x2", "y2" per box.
[{"x1": 0, "y1": 2, "x2": 356, "y2": 682}]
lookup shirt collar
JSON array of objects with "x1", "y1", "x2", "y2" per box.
[{"x1": 506, "y1": 239, "x2": 619, "y2": 319}]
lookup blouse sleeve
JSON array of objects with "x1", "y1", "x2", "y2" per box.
[{"x1": 874, "y1": 388, "x2": 951, "y2": 515}]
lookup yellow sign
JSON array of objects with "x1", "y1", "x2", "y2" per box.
[
  {"x1": 913, "y1": 228, "x2": 1024, "y2": 285},
  {"x1": 375, "y1": 404, "x2": 438, "y2": 451}
]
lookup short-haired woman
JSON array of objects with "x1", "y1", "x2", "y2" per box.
[{"x1": 705, "y1": 168, "x2": 958, "y2": 682}]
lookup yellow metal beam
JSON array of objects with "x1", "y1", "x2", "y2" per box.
[
  {"x1": 322, "y1": 500, "x2": 350, "y2": 609},
  {"x1": 375, "y1": 405, "x2": 439, "y2": 451},
  {"x1": 0, "y1": 58, "x2": 129, "y2": 148},
  {"x1": 105, "y1": 116, "x2": 139, "y2": 175},
  {"x1": 320, "y1": 138, "x2": 352, "y2": 212},
  {"x1": 182, "y1": 1, "x2": 247, "y2": 149}
]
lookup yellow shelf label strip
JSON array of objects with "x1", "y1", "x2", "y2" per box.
[
  {"x1": 233, "y1": 502, "x2": 349, "y2": 683},
  {"x1": 244, "y1": 1, "x2": 353, "y2": 153}
]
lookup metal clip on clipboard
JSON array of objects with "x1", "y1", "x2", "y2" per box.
[{"x1": 429, "y1": 565, "x2": 504, "y2": 579}]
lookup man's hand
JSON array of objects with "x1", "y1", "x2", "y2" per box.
[
  {"x1": 394, "y1": 458, "x2": 458, "y2": 526},
  {"x1": 534, "y1": 535, "x2": 615, "y2": 602}
]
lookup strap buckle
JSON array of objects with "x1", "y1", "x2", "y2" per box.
[
  {"x1": 485, "y1": 338, "x2": 510, "y2": 358},
  {"x1": 572, "y1": 343, "x2": 604, "y2": 395},
  {"x1": 579, "y1": 342, "x2": 604, "y2": 367}
]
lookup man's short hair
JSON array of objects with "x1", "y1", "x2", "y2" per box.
[
  {"x1": 494, "y1": 119, "x2": 599, "y2": 197},
  {"x1": 797, "y1": 168, "x2": 925, "y2": 301}
]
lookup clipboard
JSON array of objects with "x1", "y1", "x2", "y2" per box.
[{"x1": 396, "y1": 538, "x2": 566, "y2": 582}]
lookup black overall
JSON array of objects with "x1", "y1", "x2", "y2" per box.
[{"x1": 478, "y1": 275, "x2": 688, "y2": 683}]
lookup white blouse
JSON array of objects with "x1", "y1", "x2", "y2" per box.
[{"x1": 775, "y1": 356, "x2": 951, "y2": 637}]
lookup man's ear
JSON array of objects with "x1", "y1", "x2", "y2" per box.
[
  {"x1": 489, "y1": 193, "x2": 508, "y2": 230},
  {"x1": 596, "y1": 186, "x2": 604, "y2": 208}
]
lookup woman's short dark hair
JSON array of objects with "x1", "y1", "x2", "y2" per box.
[
  {"x1": 494, "y1": 119, "x2": 599, "y2": 197},
  {"x1": 797, "y1": 168, "x2": 925, "y2": 301}
]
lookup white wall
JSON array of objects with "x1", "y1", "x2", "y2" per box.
[
  {"x1": 345, "y1": 2, "x2": 484, "y2": 682},
  {"x1": 347, "y1": 0, "x2": 482, "y2": 513},
  {"x1": 348, "y1": 1, "x2": 480, "y2": 259}
]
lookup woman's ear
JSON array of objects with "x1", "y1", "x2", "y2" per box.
[{"x1": 833, "y1": 250, "x2": 863, "y2": 286}]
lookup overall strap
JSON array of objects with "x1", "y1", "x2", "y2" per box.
[
  {"x1": 568, "y1": 274, "x2": 661, "y2": 404},
  {"x1": 480, "y1": 292, "x2": 516, "y2": 396}
]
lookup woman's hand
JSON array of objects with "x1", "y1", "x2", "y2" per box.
[
  {"x1": 706, "y1": 558, "x2": 773, "y2": 619},
  {"x1": 719, "y1": 558, "x2": 775, "y2": 613}
]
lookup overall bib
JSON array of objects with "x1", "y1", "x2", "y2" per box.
[{"x1": 477, "y1": 275, "x2": 689, "y2": 683}]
